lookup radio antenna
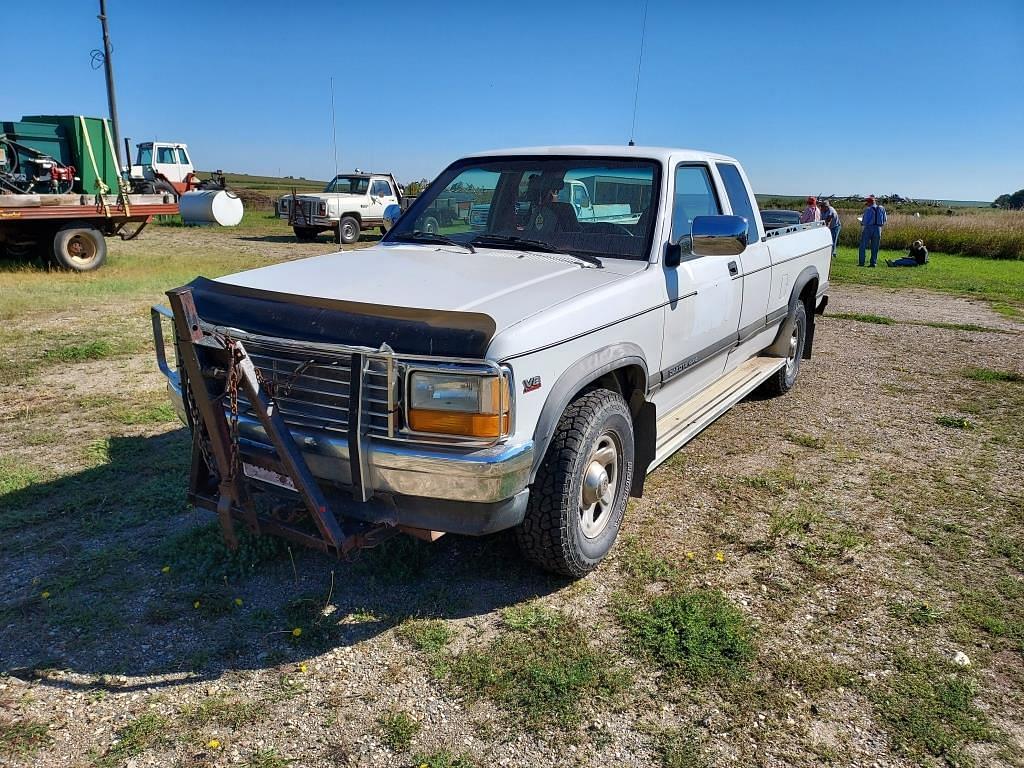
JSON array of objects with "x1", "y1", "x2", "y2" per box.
[
  {"x1": 628, "y1": 0, "x2": 650, "y2": 147},
  {"x1": 330, "y1": 77, "x2": 339, "y2": 177}
]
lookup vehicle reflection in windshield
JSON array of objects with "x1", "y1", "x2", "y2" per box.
[{"x1": 387, "y1": 157, "x2": 660, "y2": 261}]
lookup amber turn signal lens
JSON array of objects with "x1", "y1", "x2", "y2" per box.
[{"x1": 407, "y1": 409, "x2": 510, "y2": 439}]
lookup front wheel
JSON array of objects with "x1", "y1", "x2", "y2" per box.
[
  {"x1": 338, "y1": 215, "x2": 360, "y2": 244},
  {"x1": 52, "y1": 225, "x2": 107, "y2": 272},
  {"x1": 759, "y1": 301, "x2": 807, "y2": 397},
  {"x1": 516, "y1": 389, "x2": 634, "y2": 577}
]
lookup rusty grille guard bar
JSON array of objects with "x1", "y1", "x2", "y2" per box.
[
  {"x1": 159, "y1": 286, "x2": 512, "y2": 556},
  {"x1": 165, "y1": 286, "x2": 403, "y2": 556}
]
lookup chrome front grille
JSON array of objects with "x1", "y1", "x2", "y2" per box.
[{"x1": 231, "y1": 336, "x2": 395, "y2": 439}]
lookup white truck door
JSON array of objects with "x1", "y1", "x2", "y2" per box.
[
  {"x1": 366, "y1": 178, "x2": 393, "y2": 221},
  {"x1": 657, "y1": 163, "x2": 743, "y2": 408},
  {"x1": 713, "y1": 162, "x2": 773, "y2": 361}
]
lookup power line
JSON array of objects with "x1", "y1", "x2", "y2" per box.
[{"x1": 628, "y1": 0, "x2": 650, "y2": 147}]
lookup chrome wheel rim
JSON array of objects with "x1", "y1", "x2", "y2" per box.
[
  {"x1": 785, "y1": 322, "x2": 800, "y2": 375},
  {"x1": 579, "y1": 432, "x2": 619, "y2": 539},
  {"x1": 342, "y1": 221, "x2": 357, "y2": 241}
]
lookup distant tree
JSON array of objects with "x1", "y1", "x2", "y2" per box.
[
  {"x1": 992, "y1": 190, "x2": 1024, "y2": 210},
  {"x1": 404, "y1": 178, "x2": 429, "y2": 196}
]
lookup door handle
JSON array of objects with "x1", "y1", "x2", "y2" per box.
[{"x1": 728, "y1": 260, "x2": 739, "y2": 276}]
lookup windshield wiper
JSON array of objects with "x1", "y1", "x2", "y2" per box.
[
  {"x1": 391, "y1": 231, "x2": 475, "y2": 253},
  {"x1": 470, "y1": 235, "x2": 602, "y2": 267}
]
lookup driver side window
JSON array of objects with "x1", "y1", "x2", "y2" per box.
[{"x1": 672, "y1": 165, "x2": 720, "y2": 243}]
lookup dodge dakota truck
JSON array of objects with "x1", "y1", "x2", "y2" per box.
[{"x1": 154, "y1": 146, "x2": 831, "y2": 577}]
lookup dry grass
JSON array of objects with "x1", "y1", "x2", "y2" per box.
[{"x1": 836, "y1": 209, "x2": 1024, "y2": 259}]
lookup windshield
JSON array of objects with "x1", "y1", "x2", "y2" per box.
[
  {"x1": 386, "y1": 156, "x2": 661, "y2": 261},
  {"x1": 324, "y1": 176, "x2": 370, "y2": 194}
]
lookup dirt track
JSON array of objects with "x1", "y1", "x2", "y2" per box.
[{"x1": 1, "y1": 233, "x2": 1022, "y2": 766}]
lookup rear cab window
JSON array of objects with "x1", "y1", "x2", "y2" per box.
[{"x1": 715, "y1": 163, "x2": 760, "y2": 245}]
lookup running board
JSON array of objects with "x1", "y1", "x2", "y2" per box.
[{"x1": 650, "y1": 356, "x2": 786, "y2": 471}]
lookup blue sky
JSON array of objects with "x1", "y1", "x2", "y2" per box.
[{"x1": 2, "y1": 1, "x2": 1021, "y2": 200}]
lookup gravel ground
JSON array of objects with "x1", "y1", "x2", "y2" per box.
[{"x1": 1, "y1": 259, "x2": 1022, "y2": 767}]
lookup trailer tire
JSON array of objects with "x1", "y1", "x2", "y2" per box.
[
  {"x1": 419, "y1": 215, "x2": 439, "y2": 235},
  {"x1": 338, "y1": 215, "x2": 360, "y2": 244},
  {"x1": 293, "y1": 226, "x2": 319, "y2": 241},
  {"x1": 52, "y1": 225, "x2": 106, "y2": 272}
]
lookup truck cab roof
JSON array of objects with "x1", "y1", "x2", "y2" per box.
[{"x1": 467, "y1": 145, "x2": 740, "y2": 165}]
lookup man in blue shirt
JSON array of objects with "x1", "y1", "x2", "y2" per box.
[
  {"x1": 858, "y1": 195, "x2": 887, "y2": 267},
  {"x1": 817, "y1": 199, "x2": 841, "y2": 258}
]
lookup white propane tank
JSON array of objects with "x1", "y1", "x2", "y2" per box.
[{"x1": 179, "y1": 190, "x2": 244, "y2": 226}]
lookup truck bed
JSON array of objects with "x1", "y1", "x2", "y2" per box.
[{"x1": 0, "y1": 193, "x2": 178, "y2": 220}]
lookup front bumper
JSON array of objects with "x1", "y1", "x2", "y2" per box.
[{"x1": 161, "y1": 369, "x2": 533, "y2": 534}]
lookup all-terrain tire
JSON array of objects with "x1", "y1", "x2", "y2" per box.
[
  {"x1": 293, "y1": 226, "x2": 319, "y2": 241},
  {"x1": 338, "y1": 215, "x2": 360, "y2": 244},
  {"x1": 52, "y1": 224, "x2": 107, "y2": 272},
  {"x1": 515, "y1": 388, "x2": 634, "y2": 578},
  {"x1": 758, "y1": 301, "x2": 807, "y2": 397}
]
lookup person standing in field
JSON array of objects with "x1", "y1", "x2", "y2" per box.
[
  {"x1": 858, "y1": 194, "x2": 887, "y2": 267},
  {"x1": 799, "y1": 196, "x2": 820, "y2": 223},
  {"x1": 817, "y1": 199, "x2": 841, "y2": 257}
]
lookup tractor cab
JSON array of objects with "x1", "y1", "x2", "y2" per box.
[{"x1": 131, "y1": 141, "x2": 195, "y2": 194}]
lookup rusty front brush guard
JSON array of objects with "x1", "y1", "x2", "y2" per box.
[{"x1": 166, "y1": 286, "x2": 398, "y2": 557}]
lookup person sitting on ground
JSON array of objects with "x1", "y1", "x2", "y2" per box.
[
  {"x1": 799, "y1": 196, "x2": 820, "y2": 223},
  {"x1": 886, "y1": 239, "x2": 929, "y2": 267}
]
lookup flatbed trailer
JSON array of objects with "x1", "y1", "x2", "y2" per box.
[{"x1": 0, "y1": 192, "x2": 178, "y2": 271}]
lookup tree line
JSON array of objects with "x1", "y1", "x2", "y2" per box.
[{"x1": 992, "y1": 189, "x2": 1024, "y2": 210}]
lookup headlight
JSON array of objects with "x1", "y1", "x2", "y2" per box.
[
  {"x1": 280, "y1": 198, "x2": 289, "y2": 209},
  {"x1": 318, "y1": 202, "x2": 328, "y2": 216},
  {"x1": 407, "y1": 370, "x2": 510, "y2": 439}
]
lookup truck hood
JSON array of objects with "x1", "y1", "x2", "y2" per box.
[{"x1": 216, "y1": 243, "x2": 642, "y2": 345}]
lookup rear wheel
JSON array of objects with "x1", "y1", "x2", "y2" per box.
[
  {"x1": 293, "y1": 226, "x2": 319, "y2": 241},
  {"x1": 338, "y1": 215, "x2": 360, "y2": 244},
  {"x1": 759, "y1": 301, "x2": 807, "y2": 397},
  {"x1": 516, "y1": 389, "x2": 634, "y2": 577},
  {"x1": 52, "y1": 225, "x2": 106, "y2": 272},
  {"x1": 420, "y1": 215, "x2": 439, "y2": 235}
]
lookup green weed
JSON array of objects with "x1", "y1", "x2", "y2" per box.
[
  {"x1": 0, "y1": 718, "x2": 51, "y2": 757},
  {"x1": 829, "y1": 312, "x2": 896, "y2": 325},
  {"x1": 449, "y1": 611, "x2": 627, "y2": 728},
  {"x1": 618, "y1": 536, "x2": 679, "y2": 583},
  {"x1": 92, "y1": 713, "x2": 169, "y2": 767},
  {"x1": 396, "y1": 618, "x2": 453, "y2": 653},
  {"x1": 378, "y1": 710, "x2": 421, "y2": 751},
  {"x1": 183, "y1": 694, "x2": 266, "y2": 728},
  {"x1": 656, "y1": 727, "x2": 706, "y2": 768},
  {"x1": 785, "y1": 431, "x2": 826, "y2": 449},
  {"x1": 245, "y1": 749, "x2": 294, "y2": 768},
  {"x1": 870, "y1": 651, "x2": 993, "y2": 765},
  {"x1": 409, "y1": 750, "x2": 477, "y2": 768},
  {"x1": 162, "y1": 522, "x2": 288, "y2": 582},
  {"x1": 617, "y1": 590, "x2": 754, "y2": 681},
  {"x1": 42, "y1": 339, "x2": 112, "y2": 362},
  {"x1": 935, "y1": 415, "x2": 976, "y2": 430},
  {"x1": 963, "y1": 367, "x2": 1024, "y2": 383},
  {"x1": 500, "y1": 603, "x2": 564, "y2": 631}
]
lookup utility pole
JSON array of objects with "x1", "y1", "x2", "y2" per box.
[{"x1": 97, "y1": 0, "x2": 125, "y2": 172}]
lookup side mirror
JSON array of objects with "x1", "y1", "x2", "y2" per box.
[
  {"x1": 382, "y1": 203, "x2": 402, "y2": 233},
  {"x1": 691, "y1": 215, "x2": 748, "y2": 256}
]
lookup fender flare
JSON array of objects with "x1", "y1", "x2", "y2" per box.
[
  {"x1": 767, "y1": 265, "x2": 820, "y2": 358},
  {"x1": 528, "y1": 343, "x2": 649, "y2": 486}
]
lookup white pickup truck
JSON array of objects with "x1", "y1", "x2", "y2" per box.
[
  {"x1": 278, "y1": 172, "x2": 402, "y2": 243},
  {"x1": 154, "y1": 146, "x2": 831, "y2": 576}
]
